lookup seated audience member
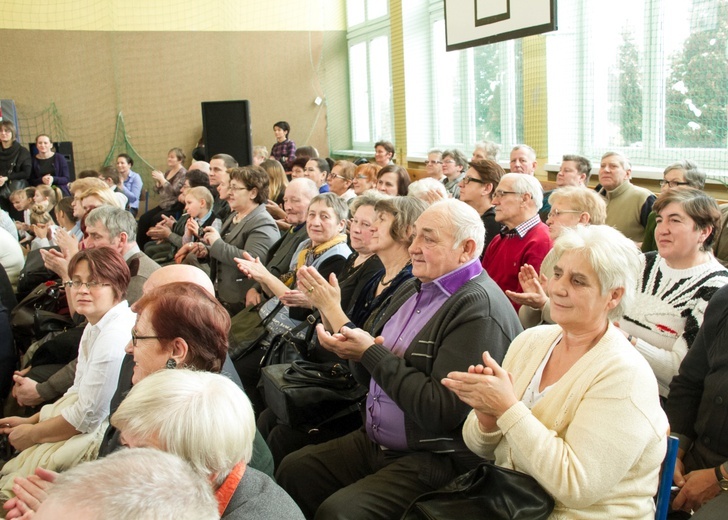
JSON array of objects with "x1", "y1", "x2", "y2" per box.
[
  {"x1": 261, "y1": 195, "x2": 422, "y2": 466},
  {"x1": 509, "y1": 144, "x2": 538, "y2": 175},
  {"x1": 116, "y1": 153, "x2": 143, "y2": 216},
  {"x1": 0, "y1": 228, "x2": 24, "y2": 291},
  {"x1": 137, "y1": 147, "x2": 187, "y2": 249},
  {"x1": 376, "y1": 164, "x2": 410, "y2": 196},
  {"x1": 276, "y1": 199, "x2": 522, "y2": 520},
  {"x1": 271, "y1": 121, "x2": 296, "y2": 170},
  {"x1": 145, "y1": 186, "x2": 220, "y2": 266},
  {"x1": 253, "y1": 145, "x2": 270, "y2": 167},
  {"x1": 618, "y1": 189, "x2": 728, "y2": 399},
  {"x1": 244, "y1": 178, "x2": 318, "y2": 307},
  {"x1": 235, "y1": 193, "x2": 351, "y2": 410},
  {"x1": 471, "y1": 140, "x2": 500, "y2": 162},
  {"x1": 295, "y1": 146, "x2": 319, "y2": 162},
  {"x1": 30, "y1": 134, "x2": 70, "y2": 196},
  {"x1": 53, "y1": 196, "x2": 82, "y2": 242},
  {"x1": 209, "y1": 153, "x2": 238, "y2": 221},
  {"x1": 441, "y1": 149, "x2": 468, "y2": 198},
  {"x1": 597, "y1": 151, "x2": 656, "y2": 243},
  {"x1": 424, "y1": 149, "x2": 444, "y2": 181},
  {"x1": 407, "y1": 176, "x2": 448, "y2": 203},
  {"x1": 175, "y1": 168, "x2": 211, "y2": 205},
  {"x1": 303, "y1": 158, "x2": 331, "y2": 194},
  {"x1": 482, "y1": 173, "x2": 552, "y2": 311},
  {"x1": 260, "y1": 158, "x2": 288, "y2": 206},
  {"x1": 93, "y1": 266, "x2": 273, "y2": 478},
  {"x1": 642, "y1": 160, "x2": 705, "y2": 252},
  {"x1": 27, "y1": 206, "x2": 58, "y2": 251},
  {"x1": 32, "y1": 185, "x2": 62, "y2": 217},
  {"x1": 373, "y1": 140, "x2": 395, "y2": 167},
  {"x1": 665, "y1": 284, "x2": 728, "y2": 519},
  {"x1": 195, "y1": 166, "x2": 279, "y2": 315},
  {"x1": 328, "y1": 160, "x2": 356, "y2": 202},
  {"x1": 0, "y1": 248, "x2": 135, "y2": 498},
  {"x1": 351, "y1": 163, "x2": 381, "y2": 196},
  {"x1": 9, "y1": 188, "x2": 34, "y2": 237},
  {"x1": 289, "y1": 157, "x2": 309, "y2": 180},
  {"x1": 446, "y1": 225, "x2": 667, "y2": 519},
  {"x1": 28, "y1": 448, "x2": 219, "y2": 520},
  {"x1": 109, "y1": 370, "x2": 305, "y2": 519},
  {"x1": 99, "y1": 166, "x2": 128, "y2": 209},
  {"x1": 458, "y1": 159, "x2": 505, "y2": 254},
  {"x1": 540, "y1": 154, "x2": 592, "y2": 219}
]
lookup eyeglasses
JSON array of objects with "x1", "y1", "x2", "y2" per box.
[
  {"x1": 355, "y1": 174, "x2": 369, "y2": 179},
  {"x1": 229, "y1": 185, "x2": 248, "y2": 192},
  {"x1": 659, "y1": 180, "x2": 690, "y2": 188},
  {"x1": 131, "y1": 328, "x2": 161, "y2": 347},
  {"x1": 461, "y1": 176, "x2": 485, "y2": 186},
  {"x1": 424, "y1": 160, "x2": 442, "y2": 165},
  {"x1": 64, "y1": 281, "x2": 112, "y2": 290},
  {"x1": 442, "y1": 159, "x2": 456, "y2": 164},
  {"x1": 492, "y1": 190, "x2": 521, "y2": 199},
  {"x1": 328, "y1": 173, "x2": 347, "y2": 180},
  {"x1": 547, "y1": 208, "x2": 583, "y2": 218}
]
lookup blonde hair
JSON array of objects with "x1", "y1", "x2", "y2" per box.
[
  {"x1": 30, "y1": 205, "x2": 53, "y2": 225},
  {"x1": 186, "y1": 186, "x2": 214, "y2": 211},
  {"x1": 78, "y1": 186, "x2": 123, "y2": 208},
  {"x1": 548, "y1": 186, "x2": 607, "y2": 225},
  {"x1": 69, "y1": 177, "x2": 108, "y2": 194}
]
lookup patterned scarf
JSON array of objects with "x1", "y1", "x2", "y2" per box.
[{"x1": 280, "y1": 233, "x2": 348, "y2": 287}]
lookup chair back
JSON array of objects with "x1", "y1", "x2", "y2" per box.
[{"x1": 655, "y1": 435, "x2": 679, "y2": 520}]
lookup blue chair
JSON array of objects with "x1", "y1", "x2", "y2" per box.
[{"x1": 655, "y1": 435, "x2": 680, "y2": 520}]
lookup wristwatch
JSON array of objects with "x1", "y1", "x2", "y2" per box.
[{"x1": 716, "y1": 464, "x2": 728, "y2": 492}]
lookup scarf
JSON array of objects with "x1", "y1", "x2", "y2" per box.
[
  {"x1": 215, "y1": 461, "x2": 246, "y2": 517},
  {"x1": 280, "y1": 233, "x2": 347, "y2": 287}
]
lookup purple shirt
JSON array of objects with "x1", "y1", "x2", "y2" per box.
[
  {"x1": 365, "y1": 259, "x2": 484, "y2": 450},
  {"x1": 270, "y1": 139, "x2": 297, "y2": 170}
]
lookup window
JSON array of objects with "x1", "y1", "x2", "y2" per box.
[
  {"x1": 347, "y1": 0, "x2": 392, "y2": 149},
  {"x1": 547, "y1": 0, "x2": 728, "y2": 171}
]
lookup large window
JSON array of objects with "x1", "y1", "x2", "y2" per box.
[
  {"x1": 347, "y1": 0, "x2": 393, "y2": 149},
  {"x1": 547, "y1": 0, "x2": 728, "y2": 171}
]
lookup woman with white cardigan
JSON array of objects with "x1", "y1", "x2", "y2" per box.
[{"x1": 443, "y1": 225, "x2": 668, "y2": 519}]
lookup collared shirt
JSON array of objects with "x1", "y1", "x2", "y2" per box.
[
  {"x1": 61, "y1": 301, "x2": 135, "y2": 433},
  {"x1": 69, "y1": 222, "x2": 84, "y2": 242},
  {"x1": 318, "y1": 183, "x2": 330, "y2": 194},
  {"x1": 502, "y1": 213, "x2": 541, "y2": 238},
  {"x1": 366, "y1": 259, "x2": 484, "y2": 450},
  {"x1": 122, "y1": 170, "x2": 143, "y2": 209}
]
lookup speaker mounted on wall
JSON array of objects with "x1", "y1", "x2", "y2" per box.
[{"x1": 201, "y1": 100, "x2": 253, "y2": 167}]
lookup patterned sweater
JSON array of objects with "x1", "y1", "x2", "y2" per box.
[{"x1": 620, "y1": 251, "x2": 728, "y2": 396}]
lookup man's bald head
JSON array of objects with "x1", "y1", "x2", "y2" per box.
[
  {"x1": 188, "y1": 161, "x2": 210, "y2": 174},
  {"x1": 143, "y1": 265, "x2": 215, "y2": 297}
]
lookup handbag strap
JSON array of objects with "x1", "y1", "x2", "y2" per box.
[{"x1": 284, "y1": 361, "x2": 357, "y2": 390}]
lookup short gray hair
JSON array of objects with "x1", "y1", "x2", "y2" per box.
[
  {"x1": 310, "y1": 192, "x2": 350, "y2": 222},
  {"x1": 111, "y1": 369, "x2": 256, "y2": 488},
  {"x1": 473, "y1": 141, "x2": 500, "y2": 161},
  {"x1": 511, "y1": 144, "x2": 536, "y2": 162},
  {"x1": 429, "y1": 199, "x2": 485, "y2": 258},
  {"x1": 601, "y1": 151, "x2": 631, "y2": 170},
  {"x1": 501, "y1": 172, "x2": 544, "y2": 210},
  {"x1": 664, "y1": 159, "x2": 705, "y2": 189},
  {"x1": 548, "y1": 186, "x2": 607, "y2": 225},
  {"x1": 542, "y1": 225, "x2": 641, "y2": 321},
  {"x1": 85, "y1": 205, "x2": 138, "y2": 242},
  {"x1": 39, "y1": 448, "x2": 219, "y2": 520},
  {"x1": 288, "y1": 177, "x2": 319, "y2": 200},
  {"x1": 408, "y1": 177, "x2": 448, "y2": 201},
  {"x1": 350, "y1": 190, "x2": 388, "y2": 215}
]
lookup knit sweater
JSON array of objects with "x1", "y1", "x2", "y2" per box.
[
  {"x1": 463, "y1": 324, "x2": 668, "y2": 520},
  {"x1": 599, "y1": 181, "x2": 655, "y2": 242},
  {"x1": 620, "y1": 251, "x2": 728, "y2": 397},
  {"x1": 482, "y1": 221, "x2": 552, "y2": 311}
]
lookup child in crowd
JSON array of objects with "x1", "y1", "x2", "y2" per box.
[
  {"x1": 26, "y1": 205, "x2": 58, "y2": 250},
  {"x1": 10, "y1": 187, "x2": 35, "y2": 238},
  {"x1": 32, "y1": 184, "x2": 62, "y2": 217},
  {"x1": 182, "y1": 186, "x2": 221, "y2": 244}
]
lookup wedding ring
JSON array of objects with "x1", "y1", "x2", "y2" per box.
[{"x1": 308, "y1": 287, "x2": 314, "y2": 293}]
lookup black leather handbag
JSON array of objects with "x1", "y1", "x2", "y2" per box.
[
  {"x1": 401, "y1": 462, "x2": 554, "y2": 520},
  {"x1": 260, "y1": 359, "x2": 367, "y2": 429},
  {"x1": 228, "y1": 301, "x2": 283, "y2": 361},
  {"x1": 258, "y1": 312, "x2": 318, "y2": 368}
]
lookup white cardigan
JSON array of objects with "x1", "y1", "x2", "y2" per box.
[{"x1": 463, "y1": 324, "x2": 668, "y2": 520}]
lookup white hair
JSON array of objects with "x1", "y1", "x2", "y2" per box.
[
  {"x1": 429, "y1": 199, "x2": 485, "y2": 258},
  {"x1": 408, "y1": 177, "x2": 448, "y2": 202},
  {"x1": 288, "y1": 177, "x2": 319, "y2": 200},
  {"x1": 501, "y1": 172, "x2": 544, "y2": 210},
  {"x1": 111, "y1": 369, "x2": 256, "y2": 488},
  {"x1": 39, "y1": 448, "x2": 219, "y2": 520},
  {"x1": 542, "y1": 225, "x2": 641, "y2": 321}
]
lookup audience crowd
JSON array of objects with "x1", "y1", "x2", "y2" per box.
[{"x1": 1, "y1": 125, "x2": 727, "y2": 519}]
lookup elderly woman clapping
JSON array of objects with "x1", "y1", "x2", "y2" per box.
[{"x1": 443, "y1": 225, "x2": 668, "y2": 519}]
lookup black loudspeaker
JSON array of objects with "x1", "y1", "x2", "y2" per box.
[
  {"x1": 55, "y1": 141, "x2": 75, "y2": 181},
  {"x1": 201, "y1": 100, "x2": 253, "y2": 166}
]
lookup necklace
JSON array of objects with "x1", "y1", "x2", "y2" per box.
[{"x1": 380, "y1": 260, "x2": 411, "y2": 286}]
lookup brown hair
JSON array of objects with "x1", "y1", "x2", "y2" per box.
[
  {"x1": 68, "y1": 247, "x2": 130, "y2": 301},
  {"x1": 132, "y1": 283, "x2": 230, "y2": 373},
  {"x1": 229, "y1": 166, "x2": 269, "y2": 204},
  {"x1": 652, "y1": 188, "x2": 721, "y2": 251},
  {"x1": 377, "y1": 165, "x2": 410, "y2": 196},
  {"x1": 374, "y1": 196, "x2": 427, "y2": 247},
  {"x1": 469, "y1": 159, "x2": 505, "y2": 199}
]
